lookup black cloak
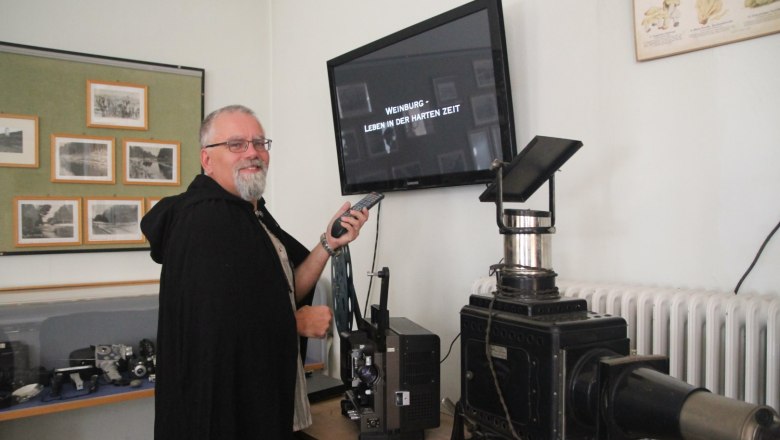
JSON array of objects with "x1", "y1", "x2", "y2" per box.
[{"x1": 142, "y1": 174, "x2": 309, "y2": 440}]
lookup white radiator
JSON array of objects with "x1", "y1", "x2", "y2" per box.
[{"x1": 470, "y1": 278, "x2": 780, "y2": 411}]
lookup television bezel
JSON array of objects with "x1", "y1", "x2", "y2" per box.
[{"x1": 326, "y1": 0, "x2": 516, "y2": 195}]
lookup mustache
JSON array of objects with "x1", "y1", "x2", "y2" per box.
[{"x1": 233, "y1": 159, "x2": 266, "y2": 172}]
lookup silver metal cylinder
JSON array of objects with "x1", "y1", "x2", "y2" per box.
[
  {"x1": 679, "y1": 391, "x2": 780, "y2": 440},
  {"x1": 502, "y1": 209, "x2": 552, "y2": 272}
]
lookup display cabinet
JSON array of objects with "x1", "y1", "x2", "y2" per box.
[{"x1": 0, "y1": 282, "x2": 158, "y2": 421}]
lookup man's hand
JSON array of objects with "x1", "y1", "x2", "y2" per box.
[
  {"x1": 326, "y1": 202, "x2": 369, "y2": 248},
  {"x1": 295, "y1": 305, "x2": 333, "y2": 338}
]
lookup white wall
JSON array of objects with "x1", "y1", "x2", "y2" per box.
[{"x1": 1, "y1": 0, "x2": 779, "y2": 436}]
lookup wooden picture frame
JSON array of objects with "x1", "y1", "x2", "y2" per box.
[
  {"x1": 51, "y1": 134, "x2": 115, "y2": 184},
  {"x1": 634, "y1": 0, "x2": 780, "y2": 61},
  {"x1": 84, "y1": 197, "x2": 145, "y2": 244},
  {"x1": 13, "y1": 196, "x2": 81, "y2": 247},
  {"x1": 87, "y1": 80, "x2": 148, "y2": 130},
  {"x1": 123, "y1": 138, "x2": 181, "y2": 186},
  {"x1": 0, "y1": 113, "x2": 39, "y2": 168},
  {"x1": 146, "y1": 197, "x2": 161, "y2": 213}
]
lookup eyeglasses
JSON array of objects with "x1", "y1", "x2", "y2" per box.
[{"x1": 203, "y1": 138, "x2": 272, "y2": 153}]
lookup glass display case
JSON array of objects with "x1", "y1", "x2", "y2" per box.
[{"x1": 0, "y1": 285, "x2": 158, "y2": 420}]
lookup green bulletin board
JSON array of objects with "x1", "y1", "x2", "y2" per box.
[{"x1": 0, "y1": 42, "x2": 204, "y2": 255}]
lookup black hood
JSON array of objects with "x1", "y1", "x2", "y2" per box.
[{"x1": 141, "y1": 174, "x2": 266, "y2": 264}]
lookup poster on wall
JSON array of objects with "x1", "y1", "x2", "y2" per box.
[{"x1": 633, "y1": 0, "x2": 780, "y2": 61}]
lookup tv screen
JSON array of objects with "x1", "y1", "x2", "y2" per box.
[{"x1": 327, "y1": 0, "x2": 516, "y2": 195}]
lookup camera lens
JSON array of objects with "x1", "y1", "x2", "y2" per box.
[
  {"x1": 357, "y1": 365, "x2": 379, "y2": 385},
  {"x1": 132, "y1": 364, "x2": 147, "y2": 378}
]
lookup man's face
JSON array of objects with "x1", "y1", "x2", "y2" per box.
[{"x1": 200, "y1": 112, "x2": 270, "y2": 201}]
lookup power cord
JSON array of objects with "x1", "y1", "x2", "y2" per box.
[
  {"x1": 484, "y1": 293, "x2": 522, "y2": 440},
  {"x1": 478, "y1": 262, "x2": 558, "y2": 440},
  {"x1": 440, "y1": 333, "x2": 460, "y2": 364},
  {"x1": 734, "y1": 218, "x2": 780, "y2": 294}
]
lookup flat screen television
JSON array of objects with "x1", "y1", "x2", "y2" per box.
[{"x1": 327, "y1": 0, "x2": 517, "y2": 195}]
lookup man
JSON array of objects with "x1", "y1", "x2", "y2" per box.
[{"x1": 141, "y1": 105, "x2": 367, "y2": 439}]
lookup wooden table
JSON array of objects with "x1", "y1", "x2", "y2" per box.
[{"x1": 299, "y1": 397, "x2": 456, "y2": 440}]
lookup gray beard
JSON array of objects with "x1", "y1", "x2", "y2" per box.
[{"x1": 234, "y1": 159, "x2": 267, "y2": 202}]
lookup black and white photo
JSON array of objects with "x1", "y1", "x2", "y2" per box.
[
  {"x1": 123, "y1": 138, "x2": 180, "y2": 186},
  {"x1": 0, "y1": 113, "x2": 38, "y2": 168},
  {"x1": 87, "y1": 80, "x2": 148, "y2": 130},
  {"x1": 51, "y1": 134, "x2": 115, "y2": 183},
  {"x1": 84, "y1": 197, "x2": 145, "y2": 244},
  {"x1": 14, "y1": 197, "x2": 81, "y2": 247}
]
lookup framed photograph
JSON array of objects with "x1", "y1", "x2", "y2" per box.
[
  {"x1": 13, "y1": 196, "x2": 81, "y2": 247},
  {"x1": 84, "y1": 197, "x2": 145, "y2": 244},
  {"x1": 634, "y1": 0, "x2": 780, "y2": 61},
  {"x1": 51, "y1": 134, "x2": 115, "y2": 184},
  {"x1": 336, "y1": 83, "x2": 372, "y2": 118},
  {"x1": 0, "y1": 113, "x2": 39, "y2": 168},
  {"x1": 433, "y1": 76, "x2": 459, "y2": 106},
  {"x1": 87, "y1": 80, "x2": 148, "y2": 130},
  {"x1": 123, "y1": 138, "x2": 180, "y2": 186},
  {"x1": 473, "y1": 59, "x2": 495, "y2": 88},
  {"x1": 146, "y1": 197, "x2": 161, "y2": 213},
  {"x1": 470, "y1": 94, "x2": 499, "y2": 126}
]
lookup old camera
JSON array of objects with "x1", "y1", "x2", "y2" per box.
[
  {"x1": 69, "y1": 339, "x2": 155, "y2": 384},
  {"x1": 128, "y1": 338, "x2": 156, "y2": 379},
  {"x1": 94, "y1": 343, "x2": 132, "y2": 383}
]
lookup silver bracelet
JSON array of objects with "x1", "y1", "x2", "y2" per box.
[{"x1": 320, "y1": 233, "x2": 341, "y2": 257}]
